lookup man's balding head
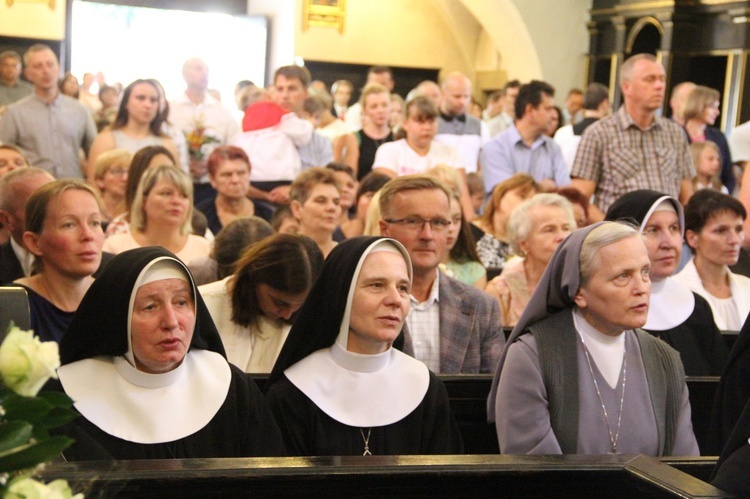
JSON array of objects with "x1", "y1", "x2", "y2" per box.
[
  {"x1": 0, "y1": 167, "x2": 54, "y2": 244},
  {"x1": 440, "y1": 72, "x2": 472, "y2": 117}
]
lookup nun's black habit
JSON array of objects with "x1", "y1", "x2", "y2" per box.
[
  {"x1": 708, "y1": 313, "x2": 750, "y2": 455},
  {"x1": 49, "y1": 247, "x2": 285, "y2": 460},
  {"x1": 488, "y1": 223, "x2": 699, "y2": 456},
  {"x1": 710, "y1": 393, "x2": 750, "y2": 495},
  {"x1": 265, "y1": 236, "x2": 463, "y2": 456},
  {"x1": 605, "y1": 190, "x2": 728, "y2": 376}
]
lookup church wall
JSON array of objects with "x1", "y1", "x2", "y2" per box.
[
  {"x1": 293, "y1": 0, "x2": 474, "y2": 80},
  {"x1": 507, "y1": 0, "x2": 592, "y2": 95},
  {"x1": 0, "y1": 0, "x2": 67, "y2": 40}
]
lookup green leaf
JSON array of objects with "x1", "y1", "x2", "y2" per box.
[
  {"x1": 36, "y1": 407, "x2": 78, "y2": 430},
  {"x1": 0, "y1": 436, "x2": 74, "y2": 473},
  {"x1": 37, "y1": 391, "x2": 74, "y2": 408},
  {"x1": 2, "y1": 395, "x2": 53, "y2": 424},
  {"x1": 0, "y1": 421, "x2": 32, "y2": 453}
]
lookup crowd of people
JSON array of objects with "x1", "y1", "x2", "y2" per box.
[{"x1": 3, "y1": 42, "x2": 750, "y2": 494}]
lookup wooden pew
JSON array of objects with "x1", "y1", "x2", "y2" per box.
[
  {"x1": 252, "y1": 375, "x2": 719, "y2": 455},
  {"x1": 438, "y1": 375, "x2": 720, "y2": 456},
  {"x1": 40, "y1": 454, "x2": 728, "y2": 498}
]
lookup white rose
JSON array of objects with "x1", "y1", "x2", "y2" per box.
[
  {"x1": 6, "y1": 477, "x2": 82, "y2": 499},
  {"x1": 0, "y1": 327, "x2": 60, "y2": 397}
]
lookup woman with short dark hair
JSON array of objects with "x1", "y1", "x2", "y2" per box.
[
  {"x1": 196, "y1": 145, "x2": 272, "y2": 235},
  {"x1": 674, "y1": 189, "x2": 750, "y2": 330}
]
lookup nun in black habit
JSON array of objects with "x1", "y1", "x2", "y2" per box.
[
  {"x1": 708, "y1": 313, "x2": 750, "y2": 455},
  {"x1": 605, "y1": 190, "x2": 728, "y2": 376},
  {"x1": 265, "y1": 236, "x2": 463, "y2": 456},
  {"x1": 50, "y1": 247, "x2": 286, "y2": 460},
  {"x1": 711, "y1": 394, "x2": 750, "y2": 496}
]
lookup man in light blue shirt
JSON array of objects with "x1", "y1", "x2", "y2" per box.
[{"x1": 481, "y1": 80, "x2": 570, "y2": 195}]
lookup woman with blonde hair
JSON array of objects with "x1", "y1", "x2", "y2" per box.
[
  {"x1": 103, "y1": 164, "x2": 210, "y2": 264},
  {"x1": 690, "y1": 141, "x2": 727, "y2": 194},
  {"x1": 0, "y1": 144, "x2": 29, "y2": 178},
  {"x1": 93, "y1": 148, "x2": 132, "y2": 223},
  {"x1": 683, "y1": 85, "x2": 733, "y2": 193},
  {"x1": 341, "y1": 171, "x2": 390, "y2": 239},
  {"x1": 14, "y1": 180, "x2": 104, "y2": 342},
  {"x1": 363, "y1": 190, "x2": 383, "y2": 236},
  {"x1": 334, "y1": 83, "x2": 393, "y2": 180}
]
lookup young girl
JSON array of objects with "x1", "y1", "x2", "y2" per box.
[{"x1": 691, "y1": 141, "x2": 728, "y2": 194}]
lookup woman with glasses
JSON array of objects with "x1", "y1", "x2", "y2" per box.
[{"x1": 93, "y1": 149, "x2": 132, "y2": 225}]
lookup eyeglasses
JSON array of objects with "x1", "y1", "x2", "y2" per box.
[
  {"x1": 384, "y1": 217, "x2": 452, "y2": 232},
  {"x1": 107, "y1": 167, "x2": 128, "y2": 177}
]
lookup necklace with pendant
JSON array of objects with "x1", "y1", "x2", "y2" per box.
[
  {"x1": 359, "y1": 427, "x2": 372, "y2": 456},
  {"x1": 578, "y1": 333, "x2": 627, "y2": 454}
]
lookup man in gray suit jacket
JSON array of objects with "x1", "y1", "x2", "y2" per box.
[{"x1": 379, "y1": 174, "x2": 503, "y2": 373}]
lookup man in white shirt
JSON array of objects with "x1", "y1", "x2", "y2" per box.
[
  {"x1": 435, "y1": 71, "x2": 490, "y2": 175},
  {"x1": 554, "y1": 82, "x2": 610, "y2": 172},
  {"x1": 169, "y1": 58, "x2": 240, "y2": 205},
  {"x1": 483, "y1": 90, "x2": 506, "y2": 138},
  {"x1": 491, "y1": 80, "x2": 521, "y2": 136}
]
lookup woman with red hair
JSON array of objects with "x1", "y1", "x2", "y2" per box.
[{"x1": 196, "y1": 145, "x2": 272, "y2": 235}]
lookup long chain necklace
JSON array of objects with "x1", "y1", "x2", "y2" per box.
[
  {"x1": 578, "y1": 334, "x2": 627, "y2": 454},
  {"x1": 359, "y1": 427, "x2": 372, "y2": 456}
]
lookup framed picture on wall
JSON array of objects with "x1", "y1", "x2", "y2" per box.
[{"x1": 302, "y1": 0, "x2": 346, "y2": 34}]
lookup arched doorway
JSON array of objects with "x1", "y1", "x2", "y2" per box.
[{"x1": 626, "y1": 17, "x2": 663, "y2": 56}]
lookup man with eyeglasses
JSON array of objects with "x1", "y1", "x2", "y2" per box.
[{"x1": 379, "y1": 174, "x2": 503, "y2": 373}]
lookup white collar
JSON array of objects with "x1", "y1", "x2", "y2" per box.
[
  {"x1": 10, "y1": 237, "x2": 34, "y2": 277},
  {"x1": 285, "y1": 343, "x2": 429, "y2": 427},
  {"x1": 573, "y1": 307, "x2": 626, "y2": 389},
  {"x1": 643, "y1": 277, "x2": 694, "y2": 330},
  {"x1": 174, "y1": 91, "x2": 220, "y2": 108},
  {"x1": 58, "y1": 350, "x2": 231, "y2": 444}
]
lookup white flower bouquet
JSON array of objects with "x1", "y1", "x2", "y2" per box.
[{"x1": 0, "y1": 324, "x2": 80, "y2": 498}]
